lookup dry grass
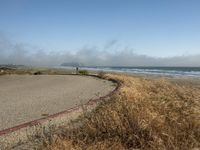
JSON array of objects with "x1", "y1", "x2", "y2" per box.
[
  {"x1": 37, "y1": 73, "x2": 200, "y2": 150},
  {"x1": 0, "y1": 67, "x2": 73, "y2": 75}
]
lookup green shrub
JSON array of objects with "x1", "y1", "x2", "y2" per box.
[
  {"x1": 78, "y1": 70, "x2": 89, "y2": 75},
  {"x1": 33, "y1": 71, "x2": 42, "y2": 75}
]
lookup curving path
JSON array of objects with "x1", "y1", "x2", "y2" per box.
[{"x1": 0, "y1": 75, "x2": 116, "y2": 130}]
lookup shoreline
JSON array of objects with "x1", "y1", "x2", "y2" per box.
[{"x1": 62, "y1": 66, "x2": 200, "y2": 78}]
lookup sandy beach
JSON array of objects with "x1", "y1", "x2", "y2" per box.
[{"x1": 0, "y1": 75, "x2": 116, "y2": 131}]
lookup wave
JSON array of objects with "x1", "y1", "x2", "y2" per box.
[{"x1": 80, "y1": 66, "x2": 200, "y2": 78}]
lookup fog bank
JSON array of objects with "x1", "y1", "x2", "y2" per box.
[{"x1": 0, "y1": 34, "x2": 200, "y2": 67}]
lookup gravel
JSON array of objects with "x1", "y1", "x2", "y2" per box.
[{"x1": 0, "y1": 75, "x2": 115, "y2": 130}]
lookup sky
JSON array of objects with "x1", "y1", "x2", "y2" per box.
[{"x1": 0, "y1": 0, "x2": 200, "y2": 66}]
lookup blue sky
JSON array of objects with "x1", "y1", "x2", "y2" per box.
[{"x1": 0, "y1": 0, "x2": 200, "y2": 66}]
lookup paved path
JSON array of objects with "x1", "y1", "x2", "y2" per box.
[{"x1": 0, "y1": 75, "x2": 115, "y2": 130}]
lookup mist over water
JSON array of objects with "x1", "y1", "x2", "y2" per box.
[{"x1": 0, "y1": 33, "x2": 200, "y2": 67}]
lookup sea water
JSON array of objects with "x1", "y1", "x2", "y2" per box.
[{"x1": 79, "y1": 66, "x2": 200, "y2": 78}]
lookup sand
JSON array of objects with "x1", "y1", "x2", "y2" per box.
[{"x1": 0, "y1": 75, "x2": 116, "y2": 131}]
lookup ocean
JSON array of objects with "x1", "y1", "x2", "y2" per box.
[{"x1": 79, "y1": 66, "x2": 200, "y2": 78}]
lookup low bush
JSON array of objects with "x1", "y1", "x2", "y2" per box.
[
  {"x1": 78, "y1": 70, "x2": 89, "y2": 75},
  {"x1": 33, "y1": 71, "x2": 42, "y2": 75}
]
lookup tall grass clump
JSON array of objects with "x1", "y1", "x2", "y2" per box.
[{"x1": 41, "y1": 74, "x2": 200, "y2": 150}]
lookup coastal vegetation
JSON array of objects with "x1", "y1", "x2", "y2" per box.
[
  {"x1": 78, "y1": 70, "x2": 89, "y2": 75},
  {"x1": 41, "y1": 73, "x2": 200, "y2": 150},
  {"x1": 0, "y1": 67, "x2": 72, "y2": 75}
]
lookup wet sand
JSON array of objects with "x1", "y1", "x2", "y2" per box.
[{"x1": 0, "y1": 75, "x2": 116, "y2": 130}]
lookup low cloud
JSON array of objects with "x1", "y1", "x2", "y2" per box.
[{"x1": 0, "y1": 34, "x2": 200, "y2": 67}]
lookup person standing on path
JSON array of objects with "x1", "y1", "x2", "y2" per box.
[{"x1": 76, "y1": 67, "x2": 79, "y2": 74}]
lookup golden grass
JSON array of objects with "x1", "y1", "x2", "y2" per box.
[{"x1": 39, "y1": 73, "x2": 200, "y2": 150}]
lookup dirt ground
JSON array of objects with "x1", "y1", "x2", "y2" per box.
[{"x1": 0, "y1": 75, "x2": 116, "y2": 130}]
